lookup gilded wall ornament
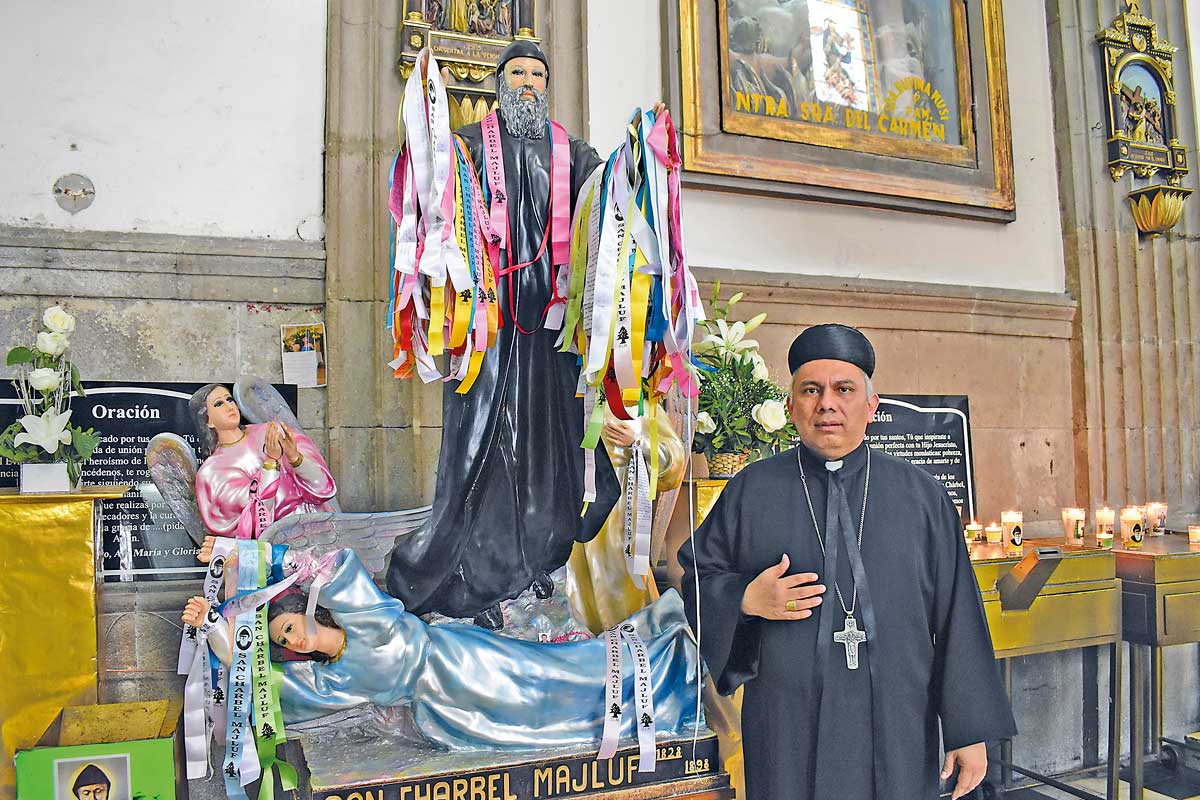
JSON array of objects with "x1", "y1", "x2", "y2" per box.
[
  {"x1": 397, "y1": 0, "x2": 537, "y2": 128},
  {"x1": 1097, "y1": 0, "x2": 1190, "y2": 235}
]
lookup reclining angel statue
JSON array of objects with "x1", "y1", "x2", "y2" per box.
[{"x1": 181, "y1": 541, "x2": 703, "y2": 749}]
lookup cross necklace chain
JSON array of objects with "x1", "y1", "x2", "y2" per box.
[{"x1": 797, "y1": 447, "x2": 871, "y2": 670}]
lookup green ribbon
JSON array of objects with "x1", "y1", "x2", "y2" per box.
[{"x1": 252, "y1": 543, "x2": 296, "y2": 800}]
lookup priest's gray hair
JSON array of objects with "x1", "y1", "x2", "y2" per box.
[{"x1": 497, "y1": 80, "x2": 549, "y2": 139}]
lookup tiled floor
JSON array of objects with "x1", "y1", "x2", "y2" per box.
[{"x1": 1000, "y1": 773, "x2": 1198, "y2": 800}]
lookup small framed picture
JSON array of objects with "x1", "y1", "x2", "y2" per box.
[
  {"x1": 280, "y1": 322, "x2": 327, "y2": 388},
  {"x1": 53, "y1": 753, "x2": 130, "y2": 800}
]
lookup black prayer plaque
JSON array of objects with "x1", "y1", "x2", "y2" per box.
[
  {"x1": 0, "y1": 380, "x2": 296, "y2": 582},
  {"x1": 865, "y1": 394, "x2": 976, "y2": 523}
]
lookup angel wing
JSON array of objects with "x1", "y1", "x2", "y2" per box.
[
  {"x1": 261, "y1": 505, "x2": 433, "y2": 579},
  {"x1": 235, "y1": 375, "x2": 341, "y2": 512},
  {"x1": 234, "y1": 375, "x2": 302, "y2": 430},
  {"x1": 144, "y1": 433, "x2": 208, "y2": 546}
]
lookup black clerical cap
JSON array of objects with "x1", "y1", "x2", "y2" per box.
[
  {"x1": 787, "y1": 324, "x2": 876, "y2": 377},
  {"x1": 72, "y1": 764, "x2": 111, "y2": 795},
  {"x1": 496, "y1": 40, "x2": 550, "y2": 84}
]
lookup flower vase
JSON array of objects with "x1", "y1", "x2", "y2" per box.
[
  {"x1": 708, "y1": 451, "x2": 750, "y2": 478},
  {"x1": 19, "y1": 463, "x2": 74, "y2": 494}
]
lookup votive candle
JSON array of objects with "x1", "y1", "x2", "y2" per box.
[
  {"x1": 1061, "y1": 507, "x2": 1086, "y2": 545},
  {"x1": 985, "y1": 522, "x2": 1003, "y2": 544},
  {"x1": 1001, "y1": 511, "x2": 1024, "y2": 554},
  {"x1": 1189, "y1": 525, "x2": 1200, "y2": 544},
  {"x1": 1145, "y1": 502, "x2": 1168, "y2": 535},
  {"x1": 1120, "y1": 506, "x2": 1145, "y2": 546},
  {"x1": 1096, "y1": 506, "x2": 1115, "y2": 548},
  {"x1": 965, "y1": 521, "x2": 983, "y2": 544}
]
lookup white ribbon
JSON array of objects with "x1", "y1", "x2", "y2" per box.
[
  {"x1": 584, "y1": 152, "x2": 625, "y2": 383},
  {"x1": 597, "y1": 627, "x2": 624, "y2": 760},
  {"x1": 619, "y1": 622, "x2": 657, "y2": 772},
  {"x1": 623, "y1": 444, "x2": 653, "y2": 588},
  {"x1": 595, "y1": 621, "x2": 657, "y2": 772},
  {"x1": 181, "y1": 538, "x2": 235, "y2": 780}
]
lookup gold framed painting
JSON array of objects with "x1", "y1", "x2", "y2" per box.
[{"x1": 669, "y1": 0, "x2": 1015, "y2": 220}]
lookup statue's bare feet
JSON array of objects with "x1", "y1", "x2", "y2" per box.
[
  {"x1": 473, "y1": 604, "x2": 504, "y2": 630},
  {"x1": 532, "y1": 572, "x2": 554, "y2": 600}
]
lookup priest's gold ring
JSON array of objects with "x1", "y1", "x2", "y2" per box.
[{"x1": 786, "y1": 599, "x2": 798, "y2": 612}]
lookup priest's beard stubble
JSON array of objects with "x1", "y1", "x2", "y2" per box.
[{"x1": 498, "y1": 80, "x2": 549, "y2": 139}]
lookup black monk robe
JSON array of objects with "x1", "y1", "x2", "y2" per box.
[
  {"x1": 680, "y1": 443, "x2": 1015, "y2": 800},
  {"x1": 386, "y1": 111, "x2": 620, "y2": 618}
]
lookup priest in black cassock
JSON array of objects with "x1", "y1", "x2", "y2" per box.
[
  {"x1": 680, "y1": 324, "x2": 1015, "y2": 800},
  {"x1": 386, "y1": 41, "x2": 622, "y2": 629}
]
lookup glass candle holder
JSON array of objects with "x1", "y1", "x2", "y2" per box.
[
  {"x1": 985, "y1": 523, "x2": 1003, "y2": 545},
  {"x1": 1096, "y1": 506, "x2": 1115, "y2": 548},
  {"x1": 1120, "y1": 506, "x2": 1145, "y2": 546},
  {"x1": 1189, "y1": 525, "x2": 1200, "y2": 544},
  {"x1": 1001, "y1": 511, "x2": 1024, "y2": 554},
  {"x1": 965, "y1": 521, "x2": 983, "y2": 544},
  {"x1": 1061, "y1": 507, "x2": 1086, "y2": 545},
  {"x1": 1145, "y1": 502, "x2": 1168, "y2": 535}
]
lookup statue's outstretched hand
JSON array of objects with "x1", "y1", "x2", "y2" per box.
[
  {"x1": 199, "y1": 535, "x2": 216, "y2": 564},
  {"x1": 182, "y1": 596, "x2": 211, "y2": 628}
]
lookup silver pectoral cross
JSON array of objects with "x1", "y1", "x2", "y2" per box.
[{"x1": 833, "y1": 615, "x2": 867, "y2": 670}]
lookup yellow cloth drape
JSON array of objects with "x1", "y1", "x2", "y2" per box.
[{"x1": 0, "y1": 486, "x2": 127, "y2": 800}]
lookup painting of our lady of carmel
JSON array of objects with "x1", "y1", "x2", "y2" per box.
[{"x1": 722, "y1": 0, "x2": 965, "y2": 152}]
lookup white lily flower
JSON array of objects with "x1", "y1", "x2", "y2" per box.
[
  {"x1": 715, "y1": 319, "x2": 758, "y2": 356},
  {"x1": 14, "y1": 409, "x2": 73, "y2": 454},
  {"x1": 695, "y1": 411, "x2": 717, "y2": 434}
]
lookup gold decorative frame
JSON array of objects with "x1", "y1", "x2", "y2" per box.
[
  {"x1": 1096, "y1": 0, "x2": 1189, "y2": 184},
  {"x1": 397, "y1": 1, "x2": 539, "y2": 128},
  {"x1": 668, "y1": 0, "x2": 1015, "y2": 221}
]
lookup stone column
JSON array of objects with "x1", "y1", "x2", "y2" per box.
[
  {"x1": 1046, "y1": 0, "x2": 1200, "y2": 517},
  {"x1": 324, "y1": 0, "x2": 441, "y2": 511}
]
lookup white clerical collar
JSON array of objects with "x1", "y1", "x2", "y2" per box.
[{"x1": 825, "y1": 460, "x2": 843, "y2": 472}]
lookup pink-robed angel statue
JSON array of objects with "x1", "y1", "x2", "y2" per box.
[{"x1": 190, "y1": 383, "x2": 337, "y2": 538}]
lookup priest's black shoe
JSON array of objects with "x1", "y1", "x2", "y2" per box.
[
  {"x1": 532, "y1": 572, "x2": 554, "y2": 599},
  {"x1": 473, "y1": 604, "x2": 504, "y2": 630}
]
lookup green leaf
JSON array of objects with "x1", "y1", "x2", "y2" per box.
[
  {"x1": 71, "y1": 426, "x2": 102, "y2": 461},
  {"x1": 0, "y1": 421, "x2": 42, "y2": 464},
  {"x1": 6, "y1": 347, "x2": 34, "y2": 365},
  {"x1": 70, "y1": 363, "x2": 85, "y2": 397}
]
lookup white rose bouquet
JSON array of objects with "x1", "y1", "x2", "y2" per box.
[
  {"x1": 1, "y1": 306, "x2": 101, "y2": 485},
  {"x1": 691, "y1": 284, "x2": 797, "y2": 472}
]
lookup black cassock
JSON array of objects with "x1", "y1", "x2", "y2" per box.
[
  {"x1": 386, "y1": 110, "x2": 620, "y2": 618},
  {"x1": 680, "y1": 443, "x2": 1016, "y2": 799}
]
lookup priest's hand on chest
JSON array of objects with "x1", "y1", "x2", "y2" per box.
[{"x1": 740, "y1": 553, "x2": 826, "y2": 620}]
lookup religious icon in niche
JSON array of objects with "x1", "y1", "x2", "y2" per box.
[
  {"x1": 719, "y1": 0, "x2": 970, "y2": 165},
  {"x1": 398, "y1": 0, "x2": 535, "y2": 128},
  {"x1": 425, "y1": 0, "x2": 513, "y2": 38},
  {"x1": 1095, "y1": 0, "x2": 1189, "y2": 183}
]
